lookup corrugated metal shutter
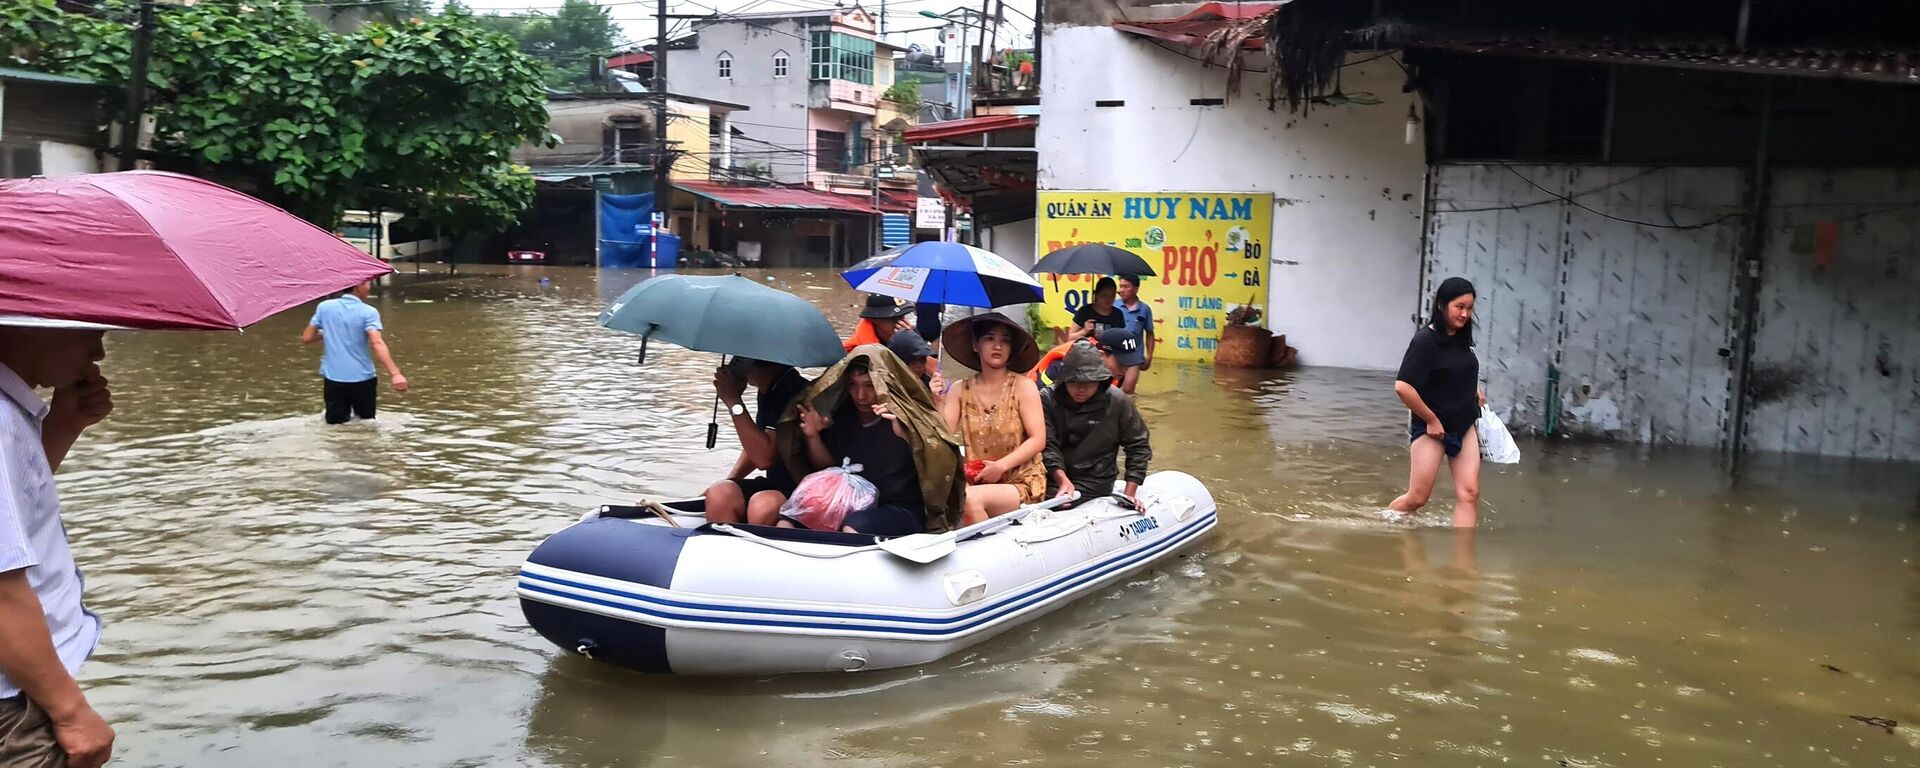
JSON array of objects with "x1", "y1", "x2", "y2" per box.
[{"x1": 881, "y1": 213, "x2": 911, "y2": 247}]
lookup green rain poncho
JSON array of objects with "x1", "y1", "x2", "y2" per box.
[{"x1": 776, "y1": 344, "x2": 967, "y2": 533}]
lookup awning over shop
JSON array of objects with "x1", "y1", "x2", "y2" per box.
[
  {"x1": 0, "y1": 66, "x2": 100, "y2": 87},
  {"x1": 1112, "y1": 1, "x2": 1920, "y2": 87},
  {"x1": 878, "y1": 189, "x2": 918, "y2": 213},
  {"x1": 674, "y1": 180, "x2": 877, "y2": 214},
  {"x1": 1110, "y1": 2, "x2": 1283, "y2": 48},
  {"x1": 1409, "y1": 40, "x2": 1920, "y2": 86},
  {"x1": 907, "y1": 114, "x2": 1036, "y2": 229},
  {"x1": 529, "y1": 166, "x2": 651, "y2": 194},
  {"x1": 903, "y1": 115, "x2": 1038, "y2": 145}
]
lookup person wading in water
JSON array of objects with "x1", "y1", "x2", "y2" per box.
[{"x1": 1387, "y1": 277, "x2": 1486, "y2": 528}]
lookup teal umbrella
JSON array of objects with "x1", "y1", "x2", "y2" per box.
[
  {"x1": 600, "y1": 274, "x2": 846, "y2": 367},
  {"x1": 601, "y1": 274, "x2": 846, "y2": 449}
]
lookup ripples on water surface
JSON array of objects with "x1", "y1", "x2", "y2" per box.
[{"x1": 57, "y1": 266, "x2": 1919, "y2": 767}]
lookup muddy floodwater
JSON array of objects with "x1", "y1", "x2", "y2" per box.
[{"x1": 56, "y1": 266, "x2": 1919, "y2": 767}]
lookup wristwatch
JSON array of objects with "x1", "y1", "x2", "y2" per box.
[{"x1": 729, "y1": 403, "x2": 747, "y2": 417}]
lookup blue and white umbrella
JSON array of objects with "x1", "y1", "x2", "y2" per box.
[{"x1": 841, "y1": 242, "x2": 1044, "y2": 308}]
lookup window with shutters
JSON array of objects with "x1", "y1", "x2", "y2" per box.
[{"x1": 815, "y1": 130, "x2": 848, "y2": 173}]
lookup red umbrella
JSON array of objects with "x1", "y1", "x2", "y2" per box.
[{"x1": 0, "y1": 171, "x2": 394, "y2": 330}]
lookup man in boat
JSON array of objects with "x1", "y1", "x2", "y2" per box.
[
  {"x1": 1035, "y1": 327, "x2": 1144, "y2": 395},
  {"x1": 703, "y1": 357, "x2": 811, "y2": 526},
  {"x1": 885, "y1": 329, "x2": 944, "y2": 400},
  {"x1": 1041, "y1": 341, "x2": 1152, "y2": 507},
  {"x1": 300, "y1": 280, "x2": 408, "y2": 424},
  {"x1": 776, "y1": 346, "x2": 965, "y2": 535},
  {"x1": 842, "y1": 295, "x2": 913, "y2": 352}
]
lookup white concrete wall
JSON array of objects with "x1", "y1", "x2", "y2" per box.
[
  {"x1": 667, "y1": 19, "x2": 815, "y2": 183},
  {"x1": 981, "y1": 218, "x2": 1035, "y2": 270},
  {"x1": 1037, "y1": 27, "x2": 1427, "y2": 370},
  {"x1": 37, "y1": 141, "x2": 98, "y2": 176}
]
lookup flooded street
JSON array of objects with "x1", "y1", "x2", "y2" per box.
[{"x1": 58, "y1": 266, "x2": 1919, "y2": 767}]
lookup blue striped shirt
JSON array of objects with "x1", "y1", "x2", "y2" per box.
[{"x1": 0, "y1": 363, "x2": 101, "y2": 698}]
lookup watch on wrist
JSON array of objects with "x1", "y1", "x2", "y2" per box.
[{"x1": 729, "y1": 403, "x2": 747, "y2": 417}]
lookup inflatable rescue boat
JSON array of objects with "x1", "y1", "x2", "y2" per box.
[{"x1": 517, "y1": 470, "x2": 1216, "y2": 675}]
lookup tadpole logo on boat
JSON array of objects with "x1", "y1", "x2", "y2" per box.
[{"x1": 1119, "y1": 517, "x2": 1160, "y2": 539}]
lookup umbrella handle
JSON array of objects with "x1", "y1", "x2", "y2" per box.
[
  {"x1": 707, "y1": 353, "x2": 724, "y2": 449},
  {"x1": 637, "y1": 324, "x2": 657, "y2": 365}
]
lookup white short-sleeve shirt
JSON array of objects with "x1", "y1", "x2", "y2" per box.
[{"x1": 0, "y1": 362, "x2": 101, "y2": 698}]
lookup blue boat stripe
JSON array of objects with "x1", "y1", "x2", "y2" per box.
[{"x1": 519, "y1": 511, "x2": 1215, "y2": 637}]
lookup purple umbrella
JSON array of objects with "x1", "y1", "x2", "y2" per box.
[{"x1": 0, "y1": 171, "x2": 393, "y2": 330}]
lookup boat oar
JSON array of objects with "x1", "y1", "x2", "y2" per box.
[{"x1": 877, "y1": 492, "x2": 1080, "y2": 564}]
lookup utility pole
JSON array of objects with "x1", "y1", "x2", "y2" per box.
[
  {"x1": 118, "y1": 0, "x2": 156, "y2": 171},
  {"x1": 652, "y1": 0, "x2": 671, "y2": 257}
]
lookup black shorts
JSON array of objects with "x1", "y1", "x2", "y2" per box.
[
  {"x1": 324, "y1": 378, "x2": 378, "y2": 424},
  {"x1": 1409, "y1": 424, "x2": 1468, "y2": 457},
  {"x1": 728, "y1": 474, "x2": 795, "y2": 501},
  {"x1": 842, "y1": 504, "x2": 925, "y2": 536}
]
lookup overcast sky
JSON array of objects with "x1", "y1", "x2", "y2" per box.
[{"x1": 454, "y1": 0, "x2": 1040, "y2": 56}]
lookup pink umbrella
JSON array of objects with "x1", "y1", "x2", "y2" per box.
[{"x1": 0, "y1": 171, "x2": 394, "y2": 330}]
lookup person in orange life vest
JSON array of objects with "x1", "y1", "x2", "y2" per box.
[
  {"x1": 1032, "y1": 328, "x2": 1144, "y2": 395},
  {"x1": 843, "y1": 295, "x2": 913, "y2": 352}
]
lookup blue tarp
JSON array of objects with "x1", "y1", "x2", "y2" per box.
[{"x1": 598, "y1": 193, "x2": 654, "y2": 268}]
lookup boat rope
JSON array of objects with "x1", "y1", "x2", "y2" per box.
[{"x1": 708, "y1": 524, "x2": 885, "y2": 558}]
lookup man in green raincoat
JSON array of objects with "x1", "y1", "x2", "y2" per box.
[{"x1": 776, "y1": 345, "x2": 966, "y2": 534}]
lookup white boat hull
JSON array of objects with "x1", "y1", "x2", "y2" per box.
[{"x1": 517, "y1": 470, "x2": 1217, "y2": 675}]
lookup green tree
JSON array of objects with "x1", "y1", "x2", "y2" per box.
[
  {"x1": 2, "y1": 0, "x2": 554, "y2": 234},
  {"x1": 467, "y1": 0, "x2": 622, "y2": 90},
  {"x1": 883, "y1": 79, "x2": 921, "y2": 113}
]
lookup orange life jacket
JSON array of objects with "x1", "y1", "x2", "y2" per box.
[
  {"x1": 1029, "y1": 342, "x2": 1073, "y2": 387},
  {"x1": 843, "y1": 319, "x2": 884, "y2": 352}
]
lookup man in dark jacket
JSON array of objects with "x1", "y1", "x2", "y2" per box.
[{"x1": 1040, "y1": 341, "x2": 1152, "y2": 505}]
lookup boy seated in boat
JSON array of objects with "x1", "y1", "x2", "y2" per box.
[
  {"x1": 1041, "y1": 342, "x2": 1152, "y2": 507},
  {"x1": 885, "y1": 329, "x2": 944, "y2": 401},
  {"x1": 702, "y1": 358, "x2": 811, "y2": 526},
  {"x1": 772, "y1": 346, "x2": 967, "y2": 535}
]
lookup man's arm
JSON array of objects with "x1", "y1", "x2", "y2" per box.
[
  {"x1": 804, "y1": 432, "x2": 834, "y2": 470},
  {"x1": 366, "y1": 330, "x2": 408, "y2": 392},
  {"x1": 300, "y1": 325, "x2": 322, "y2": 345},
  {"x1": 734, "y1": 423, "x2": 778, "y2": 471},
  {"x1": 1118, "y1": 396, "x2": 1152, "y2": 486},
  {"x1": 798, "y1": 406, "x2": 834, "y2": 470},
  {"x1": 0, "y1": 571, "x2": 113, "y2": 768}
]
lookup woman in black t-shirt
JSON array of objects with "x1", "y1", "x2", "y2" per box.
[
  {"x1": 1387, "y1": 277, "x2": 1486, "y2": 528},
  {"x1": 1068, "y1": 277, "x2": 1128, "y2": 343}
]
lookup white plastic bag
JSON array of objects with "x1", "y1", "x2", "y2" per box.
[{"x1": 1477, "y1": 406, "x2": 1522, "y2": 464}]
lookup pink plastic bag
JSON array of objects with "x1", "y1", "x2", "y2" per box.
[{"x1": 780, "y1": 461, "x2": 878, "y2": 531}]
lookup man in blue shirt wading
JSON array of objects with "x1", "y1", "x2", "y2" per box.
[{"x1": 301, "y1": 280, "x2": 408, "y2": 423}]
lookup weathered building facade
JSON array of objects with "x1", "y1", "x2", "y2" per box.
[
  {"x1": 0, "y1": 68, "x2": 104, "y2": 178},
  {"x1": 1036, "y1": 0, "x2": 1920, "y2": 460}
]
